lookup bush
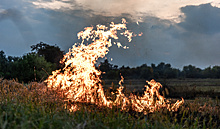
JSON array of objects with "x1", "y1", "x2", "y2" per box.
[{"x1": 9, "y1": 53, "x2": 55, "y2": 82}]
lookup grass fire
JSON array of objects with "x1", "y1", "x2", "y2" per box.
[
  {"x1": 0, "y1": 19, "x2": 219, "y2": 128},
  {"x1": 45, "y1": 19, "x2": 184, "y2": 114}
]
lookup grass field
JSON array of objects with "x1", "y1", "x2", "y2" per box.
[
  {"x1": 103, "y1": 78, "x2": 220, "y2": 99},
  {"x1": 0, "y1": 78, "x2": 220, "y2": 128}
]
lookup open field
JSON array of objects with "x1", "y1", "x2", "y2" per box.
[
  {"x1": 0, "y1": 78, "x2": 220, "y2": 128},
  {"x1": 103, "y1": 78, "x2": 220, "y2": 99}
]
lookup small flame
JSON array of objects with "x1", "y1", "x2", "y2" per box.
[
  {"x1": 45, "y1": 19, "x2": 184, "y2": 114},
  {"x1": 138, "y1": 32, "x2": 143, "y2": 36}
]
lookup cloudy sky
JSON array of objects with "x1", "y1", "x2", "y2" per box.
[{"x1": 1, "y1": 0, "x2": 220, "y2": 69}]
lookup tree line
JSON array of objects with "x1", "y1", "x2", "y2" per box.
[
  {"x1": 1, "y1": 42, "x2": 220, "y2": 82},
  {"x1": 99, "y1": 59, "x2": 220, "y2": 80}
]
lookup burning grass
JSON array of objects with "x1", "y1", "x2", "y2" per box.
[
  {"x1": 0, "y1": 78, "x2": 220, "y2": 128},
  {"x1": 45, "y1": 19, "x2": 183, "y2": 113}
]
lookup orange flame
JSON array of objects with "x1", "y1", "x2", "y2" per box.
[{"x1": 45, "y1": 19, "x2": 184, "y2": 114}]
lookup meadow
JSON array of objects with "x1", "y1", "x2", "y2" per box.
[{"x1": 0, "y1": 78, "x2": 220, "y2": 129}]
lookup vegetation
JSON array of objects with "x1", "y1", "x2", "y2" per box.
[
  {"x1": 0, "y1": 78, "x2": 219, "y2": 129},
  {"x1": 0, "y1": 42, "x2": 63, "y2": 83},
  {"x1": 102, "y1": 79, "x2": 220, "y2": 99},
  {"x1": 31, "y1": 42, "x2": 64, "y2": 69},
  {"x1": 99, "y1": 59, "x2": 220, "y2": 80}
]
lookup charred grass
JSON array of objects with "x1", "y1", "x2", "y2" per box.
[{"x1": 0, "y1": 78, "x2": 220, "y2": 129}]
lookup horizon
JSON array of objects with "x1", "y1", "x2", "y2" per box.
[{"x1": 0, "y1": 45, "x2": 217, "y2": 71}]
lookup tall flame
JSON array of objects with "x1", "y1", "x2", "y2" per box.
[{"x1": 45, "y1": 19, "x2": 184, "y2": 114}]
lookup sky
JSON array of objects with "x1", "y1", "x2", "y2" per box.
[{"x1": 0, "y1": 0, "x2": 220, "y2": 69}]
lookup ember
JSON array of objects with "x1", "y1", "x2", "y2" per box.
[{"x1": 45, "y1": 19, "x2": 184, "y2": 114}]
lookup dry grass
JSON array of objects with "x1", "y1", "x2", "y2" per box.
[
  {"x1": 103, "y1": 79, "x2": 220, "y2": 98},
  {"x1": 0, "y1": 78, "x2": 220, "y2": 128}
]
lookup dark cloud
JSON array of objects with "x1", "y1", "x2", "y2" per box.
[
  {"x1": 179, "y1": 3, "x2": 220, "y2": 35},
  {"x1": 170, "y1": 3, "x2": 220, "y2": 68}
]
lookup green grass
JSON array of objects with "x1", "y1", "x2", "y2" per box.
[{"x1": 0, "y1": 78, "x2": 220, "y2": 129}]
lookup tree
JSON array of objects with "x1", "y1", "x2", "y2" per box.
[
  {"x1": 10, "y1": 53, "x2": 55, "y2": 83},
  {"x1": 0, "y1": 50, "x2": 7, "y2": 77},
  {"x1": 183, "y1": 65, "x2": 202, "y2": 78},
  {"x1": 212, "y1": 66, "x2": 220, "y2": 78},
  {"x1": 31, "y1": 42, "x2": 64, "y2": 69},
  {"x1": 138, "y1": 64, "x2": 151, "y2": 79},
  {"x1": 99, "y1": 59, "x2": 113, "y2": 73}
]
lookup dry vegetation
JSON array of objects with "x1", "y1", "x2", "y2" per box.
[
  {"x1": 0, "y1": 78, "x2": 220, "y2": 128},
  {"x1": 103, "y1": 79, "x2": 220, "y2": 99}
]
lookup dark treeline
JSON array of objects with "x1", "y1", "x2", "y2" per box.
[
  {"x1": 1, "y1": 42, "x2": 220, "y2": 82},
  {"x1": 99, "y1": 59, "x2": 220, "y2": 80},
  {"x1": 0, "y1": 42, "x2": 64, "y2": 83}
]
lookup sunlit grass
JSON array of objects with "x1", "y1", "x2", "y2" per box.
[{"x1": 0, "y1": 78, "x2": 219, "y2": 128}]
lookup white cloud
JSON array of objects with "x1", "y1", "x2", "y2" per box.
[
  {"x1": 211, "y1": 1, "x2": 220, "y2": 8},
  {"x1": 32, "y1": 0, "x2": 73, "y2": 10},
  {"x1": 32, "y1": 0, "x2": 220, "y2": 22}
]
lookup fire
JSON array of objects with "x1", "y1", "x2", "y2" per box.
[{"x1": 45, "y1": 19, "x2": 184, "y2": 114}]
